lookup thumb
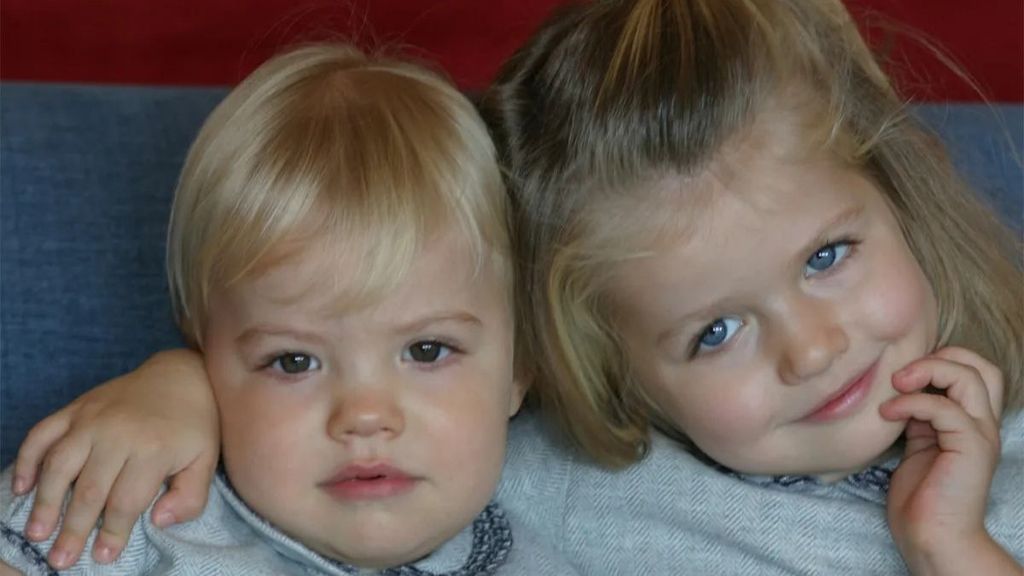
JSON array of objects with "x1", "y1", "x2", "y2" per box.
[
  {"x1": 151, "y1": 456, "x2": 216, "y2": 526},
  {"x1": 902, "y1": 419, "x2": 937, "y2": 457}
]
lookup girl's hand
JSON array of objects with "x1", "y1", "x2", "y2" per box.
[
  {"x1": 880, "y1": 346, "x2": 1019, "y2": 575},
  {"x1": 10, "y1": 349, "x2": 219, "y2": 570}
]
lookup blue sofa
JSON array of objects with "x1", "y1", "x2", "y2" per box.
[{"x1": 1, "y1": 82, "x2": 1021, "y2": 466}]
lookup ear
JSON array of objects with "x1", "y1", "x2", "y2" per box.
[{"x1": 508, "y1": 370, "x2": 532, "y2": 418}]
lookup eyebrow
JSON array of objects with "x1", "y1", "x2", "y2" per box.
[
  {"x1": 235, "y1": 326, "x2": 327, "y2": 348},
  {"x1": 391, "y1": 311, "x2": 482, "y2": 335},
  {"x1": 654, "y1": 203, "x2": 865, "y2": 348},
  {"x1": 792, "y1": 204, "x2": 865, "y2": 271},
  {"x1": 234, "y1": 311, "x2": 483, "y2": 347}
]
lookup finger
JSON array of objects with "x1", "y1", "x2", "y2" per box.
[
  {"x1": 881, "y1": 393, "x2": 991, "y2": 454},
  {"x1": 24, "y1": 434, "x2": 92, "y2": 542},
  {"x1": 13, "y1": 413, "x2": 73, "y2": 495},
  {"x1": 91, "y1": 457, "x2": 167, "y2": 564},
  {"x1": 892, "y1": 357, "x2": 996, "y2": 425},
  {"x1": 151, "y1": 455, "x2": 216, "y2": 527},
  {"x1": 931, "y1": 347, "x2": 1004, "y2": 417},
  {"x1": 47, "y1": 448, "x2": 125, "y2": 568},
  {"x1": 901, "y1": 418, "x2": 937, "y2": 456}
]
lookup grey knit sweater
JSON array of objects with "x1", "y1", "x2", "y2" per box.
[
  {"x1": 0, "y1": 472, "x2": 576, "y2": 576},
  {"x1": 498, "y1": 408, "x2": 1024, "y2": 575},
  {"x1": 3, "y1": 412, "x2": 1020, "y2": 575}
]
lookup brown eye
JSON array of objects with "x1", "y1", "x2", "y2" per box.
[
  {"x1": 403, "y1": 341, "x2": 452, "y2": 364},
  {"x1": 272, "y1": 353, "x2": 319, "y2": 374}
]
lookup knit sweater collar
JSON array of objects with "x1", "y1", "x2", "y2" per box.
[{"x1": 214, "y1": 473, "x2": 512, "y2": 575}]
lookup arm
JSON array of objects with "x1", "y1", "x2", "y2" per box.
[
  {"x1": 10, "y1": 349, "x2": 219, "y2": 570},
  {"x1": 880, "y1": 346, "x2": 1022, "y2": 576}
]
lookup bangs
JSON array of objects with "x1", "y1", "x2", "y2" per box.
[{"x1": 170, "y1": 45, "x2": 507, "y2": 343}]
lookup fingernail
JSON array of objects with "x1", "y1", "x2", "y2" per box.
[
  {"x1": 49, "y1": 548, "x2": 70, "y2": 569},
  {"x1": 26, "y1": 521, "x2": 46, "y2": 540},
  {"x1": 94, "y1": 543, "x2": 115, "y2": 564},
  {"x1": 12, "y1": 476, "x2": 27, "y2": 494},
  {"x1": 154, "y1": 510, "x2": 174, "y2": 528}
]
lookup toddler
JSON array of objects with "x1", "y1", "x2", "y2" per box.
[{"x1": 1, "y1": 42, "x2": 574, "y2": 575}]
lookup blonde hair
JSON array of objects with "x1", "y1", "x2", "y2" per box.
[
  {"x1": 482, "y1": 0, "x2": 1023, "y2": 467},
  {"x1": 168, "y1": 43, "x2": 509, "y2": 346}
]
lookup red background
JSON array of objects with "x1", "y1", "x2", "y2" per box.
[{"x1": 2, "y1": 0, "x2": 1021, "y2": 101}]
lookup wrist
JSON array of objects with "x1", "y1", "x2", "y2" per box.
[{"x1": 902, "y1": 531, "x2": 1020, "y2": 576}]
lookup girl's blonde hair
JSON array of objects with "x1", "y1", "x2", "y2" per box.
[
  {"x1": 168, "y1": 43, "x2": 509, "y2": 346},
  {"x1": 482, "y1": 0, "x2": 1022, "y2": 468}
]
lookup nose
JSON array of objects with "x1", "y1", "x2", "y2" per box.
[
  {"x1": 327, "y1": 386, "x2": 404, "y2": 442},
  {"x1": 775, "y1": 299, "x2": 848, "y2": 385}
]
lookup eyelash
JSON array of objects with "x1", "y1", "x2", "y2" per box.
[
  {"x1": 256, "y1": 339, "x2": 465, "y2": 376},
  {"x1": 402, "y1": 338, "x2": 464, "y2": 369},
  {"x1": 805, "y1": 237, "x2": 860, "y2": 278},
  {"x1": 688, "y1": 317, "x2": 743, "y2": 359},
  {"x1": 259, "y1": 351, "x2": 321, "y2": 378},
  {"x1": 685, "y1": 236, "x2": 862, "y2": 359}
]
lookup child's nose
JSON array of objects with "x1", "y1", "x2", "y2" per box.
[
  {"x1": 776, "y1": 302, "x2": 848, "y2": 385},
  {"x1": 327, "y1": 388, "x2": 405, "y2": 441}
]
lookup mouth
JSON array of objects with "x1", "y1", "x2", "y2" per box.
[
  {"x1": 801, "y1": 359, "x2": 879, "y2": 423},
  {"x1": 319, "y1": 462, "x2": 419, "y2": 501}
]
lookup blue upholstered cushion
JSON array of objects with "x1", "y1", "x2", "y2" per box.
[
  {"x1": 0, "y1": 82, "x2": 1021, "y2": 466},
  {"x1": 1, "y1": 83, "x2": 226, "y2": 465}
]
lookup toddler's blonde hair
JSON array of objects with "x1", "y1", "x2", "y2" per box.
[{"x1": 168, "y1": 43, "x2": 509, "y2": 346}]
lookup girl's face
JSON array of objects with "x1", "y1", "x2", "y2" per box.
[
  {"x1": 203, "y1": 230, "x2": 524, "y2": 568},
  {"x1": 609, "y1": 137, "x2": 938, "y2": 480}
]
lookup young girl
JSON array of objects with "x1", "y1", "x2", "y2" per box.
[
  {"x1": 481, "y1": 0, "x2": 1022, "y2": 573},
  {"x1": 0, "y1": 42, "x2": 575, "y2": 575},
  {"x1": 9, "y1": 0, "x2": 1023, "y2": 574}
]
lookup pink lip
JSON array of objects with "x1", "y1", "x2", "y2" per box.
[
  {"x1": 319, "y1": 462, "x2": 419, "y2": 501},
  {"x1": 801, "y1": 360, "x2": 879, "y2": 423}
]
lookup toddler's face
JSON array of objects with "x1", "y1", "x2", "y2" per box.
[
  {"x1": 202, "y1": 230, "x2": 524, "y2": 568},
  {"x1": 610, "y1": 136, "x2": 938, "y2": 480}
]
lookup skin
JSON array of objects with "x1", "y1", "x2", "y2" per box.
[
  {"x1": 610, "y1": 133, "x2": 940, "y2": 480},
  {"x1": 203, "y1": 230, "x2": 525, "y2": 568},
  {"x1": 13, "y1": 228, "x2": 526, "y2": 570}
]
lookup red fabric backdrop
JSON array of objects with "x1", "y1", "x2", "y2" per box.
[{"x1": 2, "y1": 0, "x2": 1021, "y2": 101}]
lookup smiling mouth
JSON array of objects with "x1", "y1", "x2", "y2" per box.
[{"x1": 801, "y1": 360, "x2": 879, "y2": 423}]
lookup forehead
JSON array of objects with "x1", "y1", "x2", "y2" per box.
[
  {"x1": 610, "y1": 147, "x2": 877, "y2": 309},
  {"x1": 216, "y1": 229, "x2": 508, "y2": 323}
]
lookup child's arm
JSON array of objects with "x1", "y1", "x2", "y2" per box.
[
  {"x1": 10, "y1": 349, "x2": 219, "y2": 570},
  {"x1": 880, "y1": 346, "x2": 1021, "y2": 576}
]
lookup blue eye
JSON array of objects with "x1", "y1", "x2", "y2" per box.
[
  {"x1": 805, "y1": 241, "x2": 851, "y2": 276},
  {"x1": 270, "y1": 353, "x2": 321, "y2": 374},
  {"x1": 402, "y1": 340, "x2": 453, "y2": 364},
  {"x1": 695, "y1": 317, "x2": 743, "y2": 353}
]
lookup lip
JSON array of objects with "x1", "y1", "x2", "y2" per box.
[
  {"x1": 801, "y1": 359, "x2": 879, "y2": 423},
  {"x1": 319, "y1": 462, "x2": 419, "y2": 501}
]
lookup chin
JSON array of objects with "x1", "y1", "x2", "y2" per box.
[{"x1": 834, "y1": 415, "x2": 907, "y2": 475}]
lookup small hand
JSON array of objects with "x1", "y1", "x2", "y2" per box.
[
  {"x1": 11, "y1": 349, "x2": 219, "y2": 569},
  {"x1": 879, "y1": 346, "x2": 1016, "y2": 575}
]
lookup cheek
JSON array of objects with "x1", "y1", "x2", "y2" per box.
[
  {"x1": 858, "y1": 246, "x2": 937, "y2": 345},
  {"x1": 209, "y1": 368, "x2": 323, "y2": 504},
  {"x1": 422, "y1": 383, "x2": 509, "y2": 481},
  {"x1": 644, "y1": 367, "x2": 773, "y2": 455}
]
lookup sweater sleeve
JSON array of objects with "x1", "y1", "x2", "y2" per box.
[{"x1": 0, "y1": 466, "x2": 162, "y2": 575}]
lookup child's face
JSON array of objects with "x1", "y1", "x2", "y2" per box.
[
  {"x1": 202, "y1": 230, "x2": 524, "y2": 568},
  {"x1": 609, "y1": 140, "x2": 938, "y2": 480}
]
